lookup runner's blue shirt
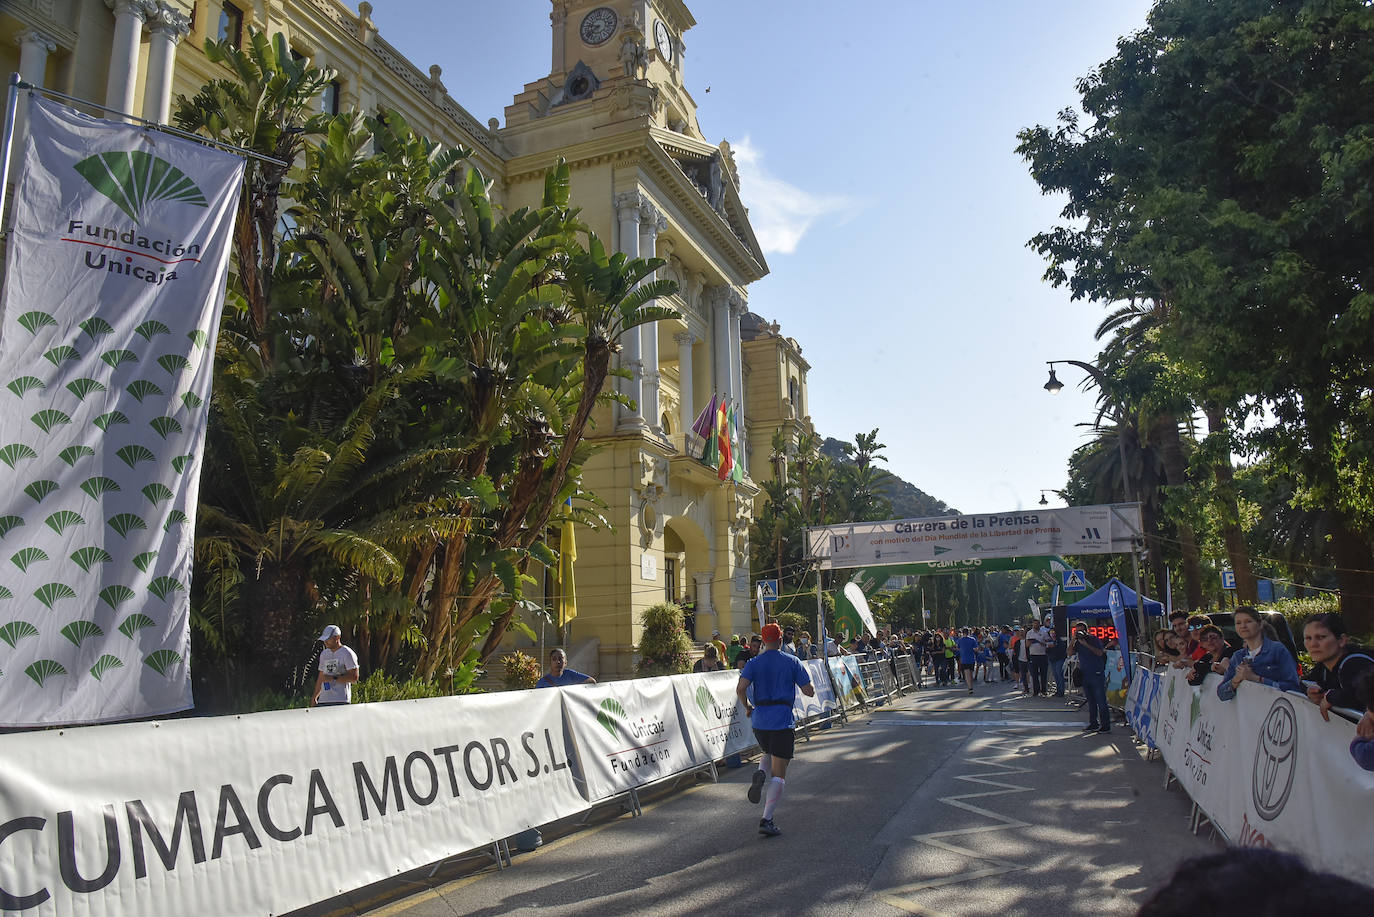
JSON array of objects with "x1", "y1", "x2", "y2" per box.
[
  {"x1": 740, "y1": 649, "x2": 811, "y2": 730},
  {"x1": 955, "y1": 635, "x2": 979, "y2": 664}
]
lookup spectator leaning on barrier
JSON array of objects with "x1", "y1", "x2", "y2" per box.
[
  {"x1": 1187, "y1": 625, "x2": 1234, "y2": 687},
  {"x1": 737, "y1": 622, "x2": 816, "y2": 838},
  {"x1": 693, "y1": 645, "x2": 725, "y2": 672},
  {"x1": 1071, "y1": 621, "x2": 1110, "y2": 734},
  {"x1": 1350, "y1": 669, "x2": 1374, "y2": 771},
  {"x1": 1217, "y1": 606, "x2": 1300, "y2": 701},
  {"x1": 311, "y1": 625, "x2": 360, "y2": 707},
  {"x1": 711, "y1": 630, "x2": 728, "y2": 667},
  {"x1": 535, "y1": 648, "x2": 595, "y2": 688},
  {"x1": 1302, "y1": 612, "x2": 1374, "y2": 720}
]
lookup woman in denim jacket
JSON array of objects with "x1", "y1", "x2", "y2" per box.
[{"x1": 1217, "y1": 606, "x2": 1300, "y2": 701}]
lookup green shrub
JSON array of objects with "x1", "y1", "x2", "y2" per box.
[
  {"x1": 636, "y1": 602, "x2": 692, "y2": 676},
  {"x1": 774, "y1": 611, "x2": 807, "y2": 635},
  {"x1": 351, "y1": 670, "x2": 448, "y2": 703},
  {"x1": 501, "y1": 650, "x2": 541, "y2": 690}
]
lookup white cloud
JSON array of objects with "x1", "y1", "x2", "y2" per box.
[{"x1": 731, "y1": 136, "x2": 856, "y2": 256}]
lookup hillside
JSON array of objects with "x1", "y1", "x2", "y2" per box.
[{"x1": 819, "y1": 436, "x2": 959, "y2": 518}]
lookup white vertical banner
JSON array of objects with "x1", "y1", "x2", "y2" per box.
[{"x1": 0, "y1": 95, "x2": 243, "y2": 725}]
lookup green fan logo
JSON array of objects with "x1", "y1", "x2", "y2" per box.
[
  {"x1": 596, "y1": 698, "x2": 626, "y2": 740},
  {"x1": 74, "y1": 151, "x2": 208, "y2": 224}
]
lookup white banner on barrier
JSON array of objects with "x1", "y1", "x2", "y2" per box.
[
  {"x1": 675, "y1": 670, "x2": 752, "y2": 760},
  {"x1": 1152, "y1": 668, "x2": 1374, "y2": 885},
  {"x1": 0, "y1": 691, "x2": 585, "y2": 916},
  {"x1": 1156, "y1": 667, "x2": 1240, "y2": 826},
  {"x1": 561, "y1": 676, "x2": 696, "y2": 801},
  {"x1": 794, "y1": 658, "x2": 837, "y2": 720}
]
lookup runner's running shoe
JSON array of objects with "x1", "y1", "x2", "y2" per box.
[{"x1": 748, "y1": 769, "x2": 766, "y2": 804}]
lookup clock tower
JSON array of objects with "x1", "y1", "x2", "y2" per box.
[{"x1": 508, "y1": 1, "x2": 700, "y2": 135}]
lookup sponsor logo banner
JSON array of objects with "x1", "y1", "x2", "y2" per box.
[
  {"x1": 676, "y1": 670, "x2": 752, "y2": 760},
  {"x1": 828, "y1": 655, "x2": 867, "y2": 708},
  {"x1": 1151, "y1": 668, "x2": 1374, "y2": 884},
  {"x1": 561, "y1": 676, "x2": 696, "y2": 801},
  {"x1": 795, "y1": 658, "x2": 837, "y2": 719},
  {"x1": 0, "y1": 96, "x2": 243, "y2": 725},
  {"x1": 0, "y1": 690, "x2": 583, "y2": 916},
  {"x1": 805, "y1": 504, "x2": 1141, "y2": 570}
]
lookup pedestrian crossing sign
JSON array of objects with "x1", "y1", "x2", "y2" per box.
[
  {"x1": 757, "y1": 579, "x2": 779, "y2": 602},
  {"x1": 1062, "y1": 569, "x2": 1088, "y2": 592}
]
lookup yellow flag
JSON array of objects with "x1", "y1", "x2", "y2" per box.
[{"x1": 558, "y1": 519, "x2": 577, "y2": 626}]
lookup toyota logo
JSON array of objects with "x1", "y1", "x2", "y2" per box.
[{"x1": 1251, "y1": 697, "x2": 1297, "y2": 821}]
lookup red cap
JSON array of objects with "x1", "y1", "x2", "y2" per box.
[{"x1": 761, "y1": 623, "x2": 783, "y2": 643}]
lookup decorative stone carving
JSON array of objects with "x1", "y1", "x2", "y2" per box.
[
  {"x1": 551, "y1": 60, "x2": 600, "y2": 106},
  {"x1": 614, "y1": 189, "x2": 650, "y2": 223},
  {"x1": 634, "y1": 452, "x2": 670, "y2": 547},
  {"x1": 619, "y1": 34, "x2": 648, "y2": 80}
]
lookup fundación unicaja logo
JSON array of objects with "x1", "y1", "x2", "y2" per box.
[
  {"x1": 74, "y1": 150, "x2": 208, "y2": 223},
  {"x1": 597, "y1": 697, "x2": 626, "y2": 740}
]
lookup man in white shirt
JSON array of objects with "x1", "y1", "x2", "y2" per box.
[
  {"x1": 1027, "y1": 621, "x2": 1050, "y2": 696},
  {"x1": 311, "y1": 625, "x2": 360, "y2": 706}
]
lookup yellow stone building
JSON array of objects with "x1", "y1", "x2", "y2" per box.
[{"x1": 0, "y1": 0, "x2": 814, "y2": 678}]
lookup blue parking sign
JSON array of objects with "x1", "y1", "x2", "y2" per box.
[{"x1": 1221, "y1": 570, "x2": 1236, "y2": 590}]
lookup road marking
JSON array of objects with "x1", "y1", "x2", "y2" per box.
[
  {"x1": 868, "y1": 719, "x2": 1079, "y2": 728},
  {"x1": 878, "y1": 730, "x2": 1036, "y2": 910}
]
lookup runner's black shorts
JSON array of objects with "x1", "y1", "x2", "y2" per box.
[
  {"x1": 959, "y1": 662, "x2": 975, "y2": 673},
  {"x1": 753, "y1": 727, "x2": 795, "y2": 760}
]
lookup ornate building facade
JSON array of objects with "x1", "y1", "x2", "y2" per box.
[{"x1": 0, "y1": 0, "x2": 813, "y2": 677}]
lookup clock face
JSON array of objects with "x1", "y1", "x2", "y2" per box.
[
  {"x1": 580, "y1": 7, "x2": 618, "y2": 46},
  {"x1": 654, "y1": 20, "x2": 673, "y2": 62}
]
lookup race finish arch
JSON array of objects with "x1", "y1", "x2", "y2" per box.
[{"x1": 806, "y1": 504, "x2": 1145, "y2": 635}]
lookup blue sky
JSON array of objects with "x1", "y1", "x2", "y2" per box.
[{"x1": 374, "y1": 0, "x2": 1157, "y2": 515}]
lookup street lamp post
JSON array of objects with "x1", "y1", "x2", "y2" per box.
[{"x1": 1044, "y1": 360, "x2": 1150, "y2": 648}]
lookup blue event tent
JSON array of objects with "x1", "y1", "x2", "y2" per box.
[{"x1": 1065, "y1": 577, "x2": 1164, "y2": 619}]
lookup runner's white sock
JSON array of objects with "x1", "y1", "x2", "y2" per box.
[
  {"x1": 762, "y1": 777, "x2": 785, "y2": 819},
  {"x1": 758, "y1": 754, "x2": 771, "y2": 775}
]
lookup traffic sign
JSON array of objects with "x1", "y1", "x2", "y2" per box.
[
  {"x1": 1061, "y1": 569, "x2": 1088, "y2": 592},
  {"x1": 757, "y1": 579, "x2": 779, "y2": 602},
  {"x1": 1221, "y1": 570, "x2": 1236, "y2": 590},
  {"x1": 1257, "y1": 579, "x2": 1274, "y2": 602}
]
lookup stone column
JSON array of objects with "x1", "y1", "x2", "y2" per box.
[
  {"x1": 614, "y1": 192, "x2": 646, "y2": 431},
  {"x1": 16, "y1": 30, "x2": 55, "y2": 87},
  {"x1": 11, "y1": 30, "x2": 55, "y2": 174},
  {"x1": 638, "y1": 204, "x2": 666, "y2": 436},
  {"x1": 692, "y1": 570, "x2": 715, "y2": 634},
  {"x1": 143, "y1": 4, "x2": 189, "y2": 123},
  {"x1": 729, "y1": 295, "x2": 747, "y2": 474},
  {"x1": 674, "y1": 331, "x2": 695, "y2": 440},
  {"x1": 105, "y1": 0, "x2": 152, "y2": 118},
  {"x1": 550, "y1": 4, "x2": 568, "y2": 74},
  {"x1": 709, "y1": 285, "x2": 733, "y2": 409}
]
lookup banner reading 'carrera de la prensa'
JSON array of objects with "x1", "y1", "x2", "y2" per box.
[
  {"x1": 0, "y1": 95, "x2": 242, "y2": 726},
  {"x1": 806, "y1": 504, "x2": 1142, "y2": 570}
]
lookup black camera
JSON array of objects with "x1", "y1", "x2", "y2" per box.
[{"x1": 1189, "y1": 657, "x2": 1211, "y2": 684}]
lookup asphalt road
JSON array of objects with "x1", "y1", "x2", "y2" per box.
[{"x1": 295, "y1": 678, "x2": 1216, "y2": 917}]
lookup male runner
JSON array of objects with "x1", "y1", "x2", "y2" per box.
[{"x1": 737, "y1": 623, "x2": 816, "y2": 837}]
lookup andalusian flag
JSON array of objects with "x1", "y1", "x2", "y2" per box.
[
  {"x1": 558, "y1": 512, "x2": 577, "y2": 626},
  {"x1": 716, "y1": 397, "x2": 734, "y2": 481}
]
